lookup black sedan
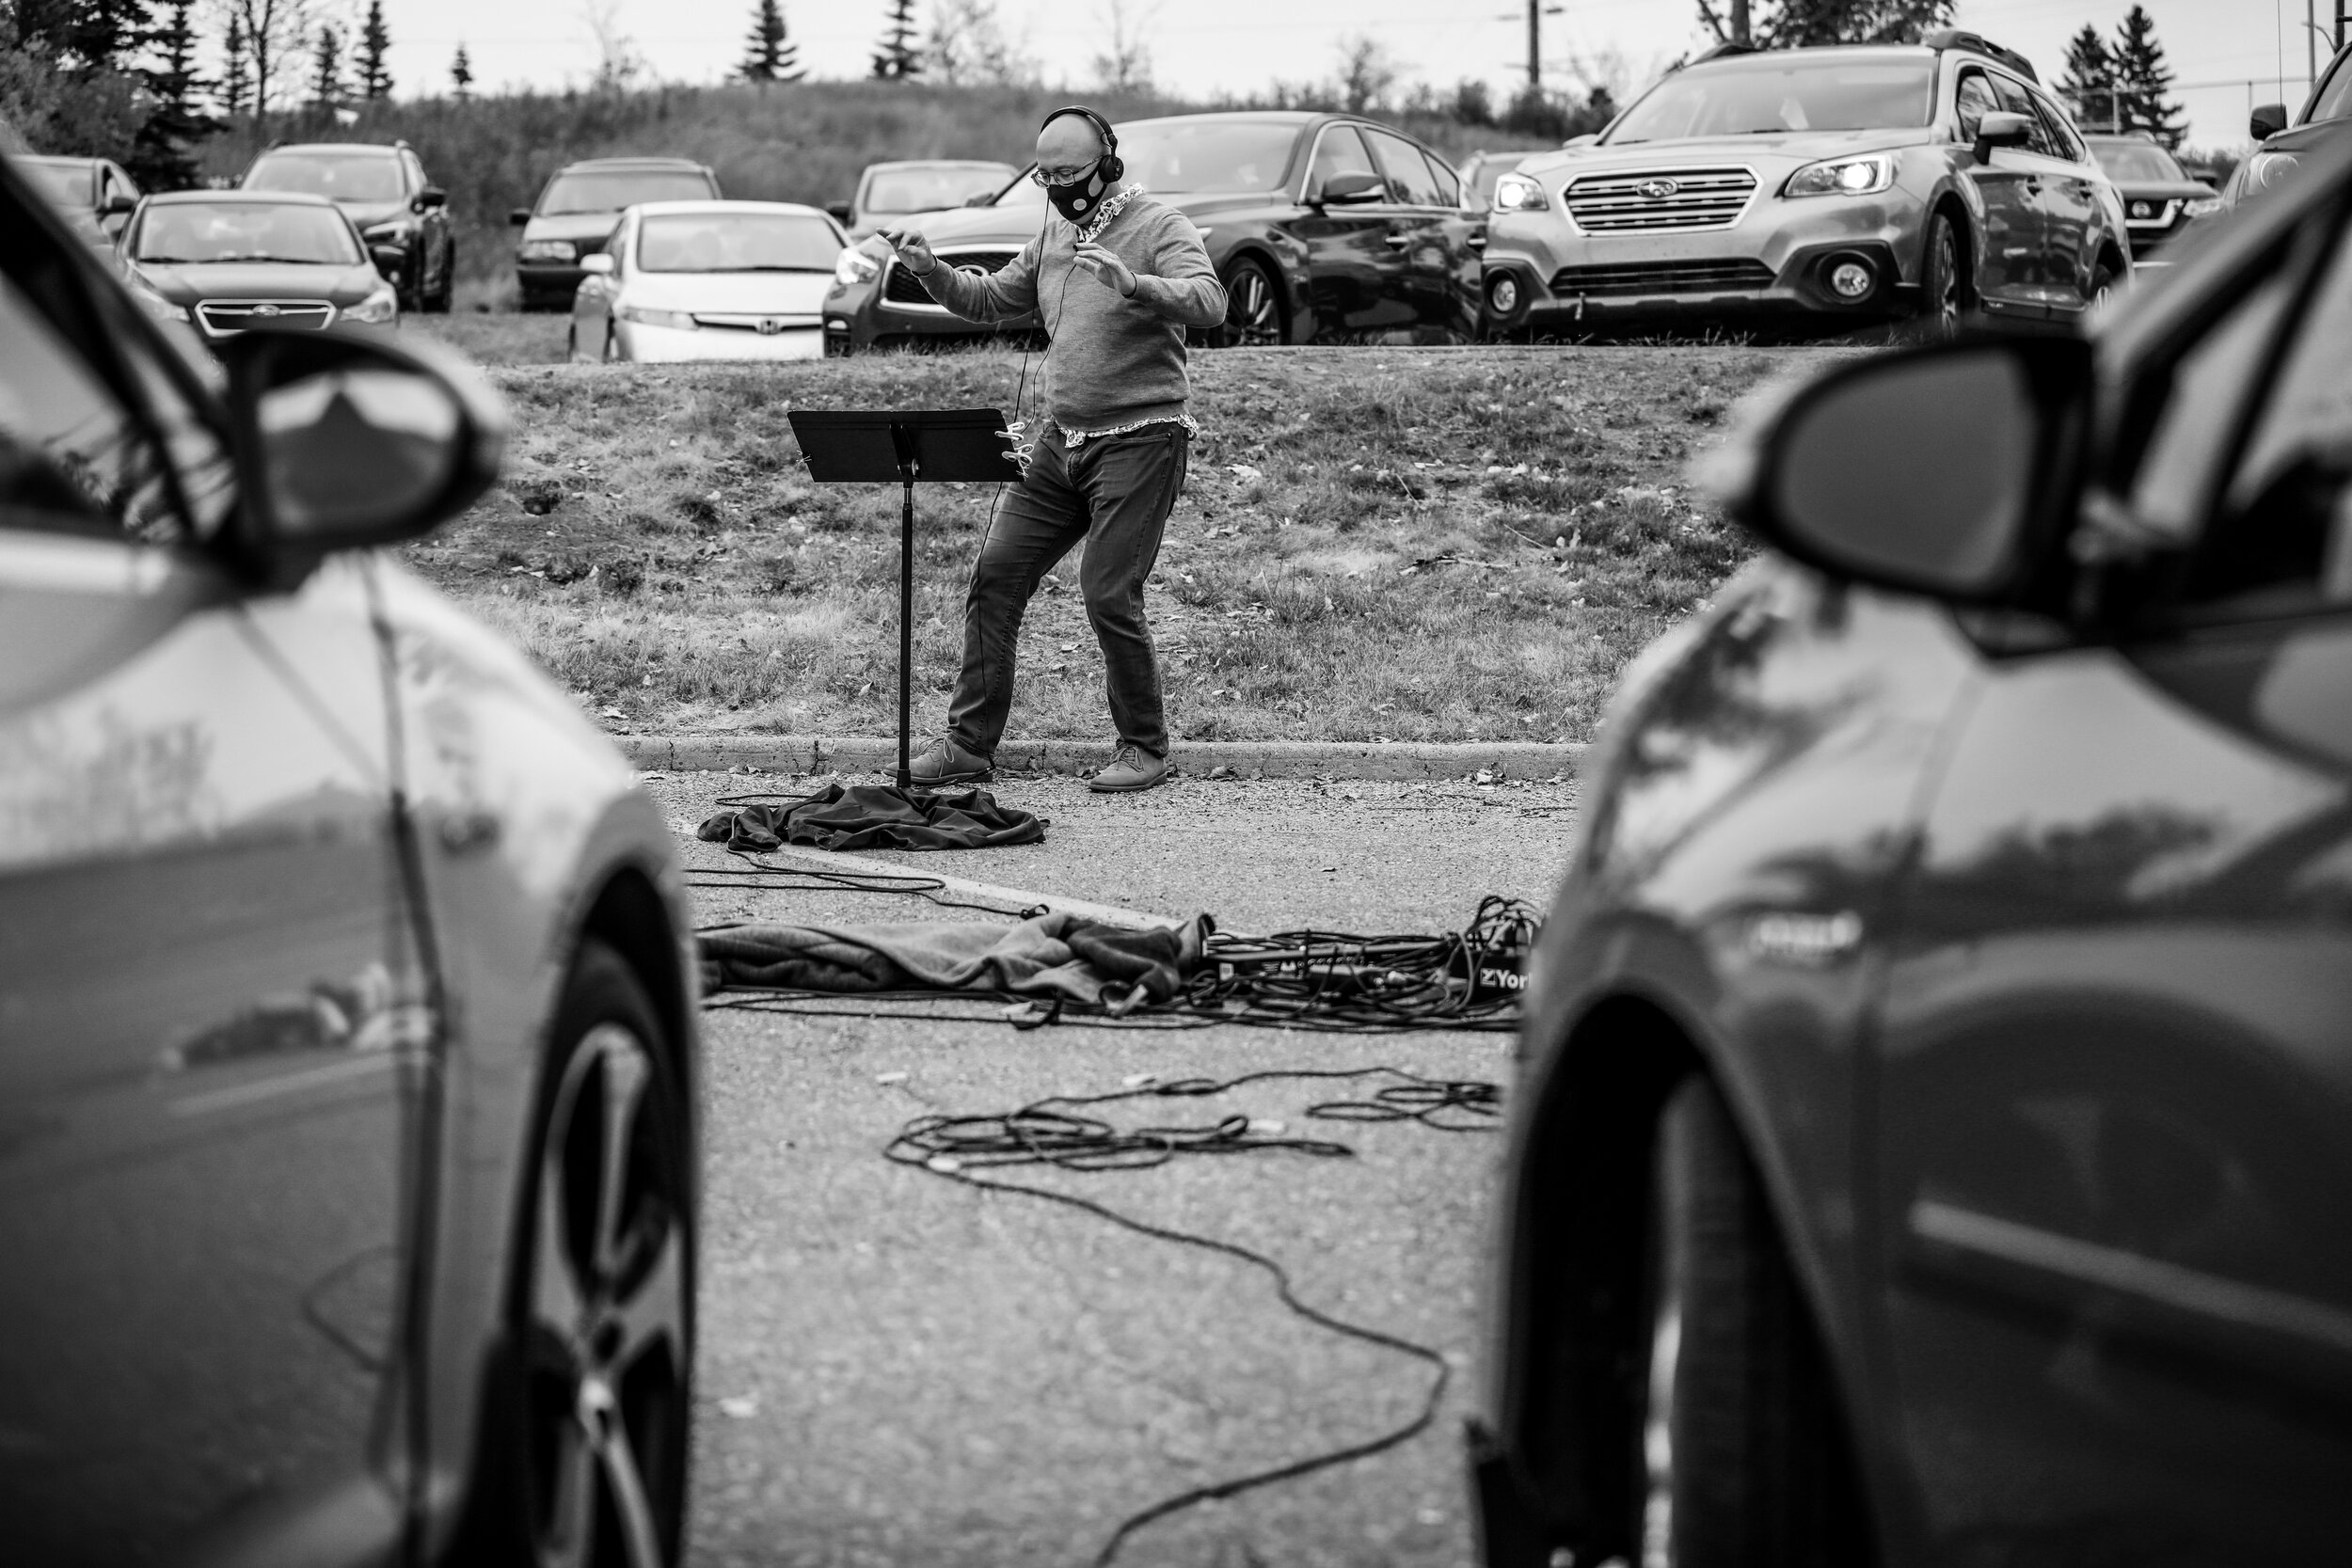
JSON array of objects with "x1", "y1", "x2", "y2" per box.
[
  {"x1": 2085, "y1": 133, "x2": 2220, "y2": 267},
  {"x1": 821, "y1": 111, "x2": 1483, "y2": 352},
  {"x1": 1472, "y1": 114, "x2": 2352, "y2": 1568},
  {"x1": 120, "y1": 190, "x2": 402, "y2": 338}
]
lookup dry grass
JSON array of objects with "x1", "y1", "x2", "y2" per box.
[{"x1": 396, "y1": 341, "x2": 1836, "y2": 745}]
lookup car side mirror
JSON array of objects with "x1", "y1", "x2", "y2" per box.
[
  {"x1": 1312, "y1": 171, "x2": 1387, "y2": 206},
  {"x1": 1696, "y1": 338, "x2": 2092, "y2": 603},
  {"x1": 826, "y1": 199, "x2": 852, "y2": 223},
  {"x1": 1972, "y1": 111, "x2": 2035, "y2": 165},
  {"x1": 219, "y1": 327, "x2": 507, "y2": 590},
  {"x1": 509, "y1": 207, "x2": 532, "y2": 226},
  {"x1": 962, "y1": 192, "x2": 993, "y2": 207},
  {"x1": 370, "y1": 244, "x2": 406, "y2": 277},
  {"x1": 2251, "y1": 103, "x2": 2289, "y2": 140},
  {"x1": 103, "y1": 192, "x2": 137, "y2": 217},
  {"x1": 1561, "y1": 134, "x2": 1598, "y2": 150},
  {"x1": 413, "y1": 184, "x2": 448, "y2": 213},
  {"x1": 579, "y1": 252, "x2": 614, "y2": 277}
]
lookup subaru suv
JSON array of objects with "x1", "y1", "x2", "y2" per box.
[{"x1": 1481, "y1": 30, "x2": 2129, "y2": 336}]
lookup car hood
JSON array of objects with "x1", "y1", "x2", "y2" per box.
[
  {"x1": 1518, "y1": 126, "x2": 1940, "y2": 181},
  {"x1": 521, "y1": 212, "x2": 626, "y2": 248},
  {"x1": 133, "y1": 261, "x2": 386, "y2": 305},
  {"x1": 2266, "y1": 116, "x2": 2352, "y2": 152},
  {"x1": 621, "y1": 271, "x2": 834, "y2": 313},
  {"x1": 332, "y1": 198, "x2": 416, "y2": 231},
  {"x1": 2112, "y1": 178, "x2": 2217, "y2": 203}
]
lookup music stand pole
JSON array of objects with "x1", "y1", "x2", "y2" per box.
[{"x1": 889, "y1": 425, "x2": 919, "y2": 791}]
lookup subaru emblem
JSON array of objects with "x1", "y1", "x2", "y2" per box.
[
  {"x1": 757, "y1": 317, "x2": 783, "y2": 335},
  {"x1": 251, "y1": 303, "x2": 282, "y2": 317},
  {"x1": 1637, "y1": 179, "x2": 1680, "y2": 200}
]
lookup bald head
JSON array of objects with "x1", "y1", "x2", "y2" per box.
[{"x1": 1037, "y1": 112, "x2": 1107, "y2": 182}]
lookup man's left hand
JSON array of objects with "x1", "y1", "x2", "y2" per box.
[{"x1": 1073, "y1": 242, "x2": 1137, "y2": 297}]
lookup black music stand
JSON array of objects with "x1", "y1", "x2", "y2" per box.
[{"x1": 788, "y1": 408, "x2": 1019, "y2": 791}]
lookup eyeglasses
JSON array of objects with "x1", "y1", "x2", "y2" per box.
[{"x1": 1030, "y1": 158, "x2": 1101, "y2": 188}]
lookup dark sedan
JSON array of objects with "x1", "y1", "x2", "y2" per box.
[
  {"x1": 2225, "y1": 40, "x2": 2352, "y2": 215},
  {"x1": 11, "y1": 153, "x2": 139, "y2": 248},
  {"x1": 0, "y1": 157, "x2": 699, "y2": 1566},
  {"x1": 2085, "y1": 134, "x2": 2219, "y2": 267},
  {"x1": 821, "y1": 111, "x2": 1483, "y2": 353},
  {"x1": 1471, "y1": 115, "x2": 2352, "y2": 1568},
  {"x1": 513, "y1": 157, "x2": 723, "y2": 310},
  {"x1": 119, "y1": 190, "x2": 401, "y2": 338},
  {"x1": 241, "y1": 140, "x2": 456, "y2": 311}
]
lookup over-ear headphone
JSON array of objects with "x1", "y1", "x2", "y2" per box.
[{"x1": 1038, "y1": 105, "x2": 1124, "y2": 183}]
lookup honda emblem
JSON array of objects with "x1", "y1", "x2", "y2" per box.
[{"x1": 756, "y1": 317, "x2": 784, "y2": 335}]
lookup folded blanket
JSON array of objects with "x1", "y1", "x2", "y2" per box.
[
  {"x1": 699, "y1": 911, "x2": 1212, "y2": 1007},
  {"x1": 699, "y1": 783, "x2": 1045, "y2": 853}
]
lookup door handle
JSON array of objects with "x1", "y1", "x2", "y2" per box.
[{"x1": 1383, "y1": 233, "x2": 1412, "y2": 249}]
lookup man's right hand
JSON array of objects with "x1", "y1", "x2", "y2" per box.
[{"x1": 877, "y1": 228, "x2": 935, "y2": 276}]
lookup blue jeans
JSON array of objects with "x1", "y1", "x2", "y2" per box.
[{"x1": 946, "y1": 423, "x2": 1188, "y2": 760}]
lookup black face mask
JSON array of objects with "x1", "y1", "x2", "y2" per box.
[{"x1": 1045, "y1": 164, "x2": 1107, "y2": 224}]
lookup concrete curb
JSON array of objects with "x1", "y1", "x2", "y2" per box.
[{"x1": 617, "y1": 734, "x2": 1586, "y2": 781}]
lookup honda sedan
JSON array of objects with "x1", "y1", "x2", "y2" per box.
[{"x1": 570, "y1": 199, "x2": 847, "y2": 362}]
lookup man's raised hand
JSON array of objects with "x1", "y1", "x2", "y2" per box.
[
  {"x1": 1073, "y1": 241, "x2": 1136, "y2": 297},
  {"x1": 877, "y1": 228, "x2": 935, "y2": 276}
]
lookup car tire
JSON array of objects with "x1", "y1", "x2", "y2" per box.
[
  {"x1": 1919, "y1": 211, "x2": 1967, "y2": 340},
  {"x1": 460, "y1": 937, "x2": 695, "y2": 1568},
  {"x1": 1633, "y1": 1075, "x2": 1864, "y2": 1568},
  {"x1": 2087, "y1": 257, "x2": 2121, "y2": 313},
  {"x1": 1215, "y1": 257, "x2": 1284, "y2": 347},
  {"x1": 424, "y1": 242, "x2": 455, "y2": 313}
]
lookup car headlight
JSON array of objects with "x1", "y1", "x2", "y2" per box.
[
  {"x1": 834, "y1": 246, "x2": 882, "y2": 286},
  {"x1": 131, "y1": 281, "x2": 189, "y2": 322},
  {"x1": 1492, "y1": 173, "x2": 1549, "y2": 213},
  {"x1": 616, "y1": 302, "x2": 696, "y2": 329},
  {"x1": 1783, "y1": 153, "x2": 1896, "y2": 198},
  {"x1": 518, "y1": 239, "x2": 578, "y2": 263},
  {"x1": 2184, "y1": 195, "x2": 2224, "y2": 216},
  {"x1": 2247, "y1": 150, "x2": 2301, "y2": 192},
  {"x1": 342, "y1": 283, "x2": 399, "y2": 324}
]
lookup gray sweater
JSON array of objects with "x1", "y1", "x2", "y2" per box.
[{"x1": 913, "y1": 188, "x2": 1227, "y2": 437}]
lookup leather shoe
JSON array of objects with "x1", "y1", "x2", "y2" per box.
[
  {"x1": 910, "y1": 736, "x2": 993, "y2": 785},
  {"x1": 1089, "y1": 742, "x2": 1168, "y2": 793}
]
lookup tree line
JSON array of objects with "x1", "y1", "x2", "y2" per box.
[{"x1": 2056, "y1": 5, "x2": 2186, "y2": 147}]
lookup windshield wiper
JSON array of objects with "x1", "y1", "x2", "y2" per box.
[{"x1": 200, "y1": 253, "x2": 339, "y2": 264}]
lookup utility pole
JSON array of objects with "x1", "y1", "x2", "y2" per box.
[{"x1": 1525, "y1": 0, "x2": 1565, "y2": 89}]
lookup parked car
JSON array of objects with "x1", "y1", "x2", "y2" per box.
[
  {"x1": 0, "y1": 154, "x2": 700, "y2": 1567},
  {"x1": 1480, "y1": 30, "x2": 2129, "y2": 337},
  {"x1": 241, "y1": 140, "x2": 456, "y2": 312},
  {"x1": 513, "y1": 157, "x2": 723, "y2": 310},
  {"x1": 822, "y1": 111, "x2": 1484, "y2": 353},
  {"x1": 570, "y1": 199, "x2": 848, "y2": 362},
  {"x1": 2084, "y1": 133, "x2": 2220, "y2": 267},
  {"x1": 11, "y1": 152, "x2": 138, "y2": 248},
  {"x1": 2224, "y1": 39, "x2": 2352, "y2": 213},
  {"x1": 1470, "y1": 124, "x2": 2352, "y2": 1568},
  {"x1": 1458, "y1": 150, "x2": 1535, "y2": 211},
  {"x1": 119, "y1": 189, "x2": 402, "y2": 338},
  {"x1": 828, "y1": 158, "x2": 1017, "y2": 239}
]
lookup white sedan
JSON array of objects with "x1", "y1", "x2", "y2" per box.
[{"x1": 569, "y1": 199, "x2": 847, "y2": 362}]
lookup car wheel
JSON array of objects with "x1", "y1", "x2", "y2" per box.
[
  {"x1": 501, "y1": 938, "x2": 694, "y2": 1568},
  {"x1": 1216, "y1": 257, "x2": 1283, "y2": 347},
  {"x1": 2087, "y1": 258, "x2": 2121, "y2": 314},
  {"x1": 1634, "y1": 1075, "x2": 1862, "y2": 1568},
  {"x1": 424, "y1": 243, "x2": 455, "y2": 313},
  {"x1": 1919, "y1": 212, "x2": 1965, "y2": 339},
  {"x1": 602, "y1": 325, "x2": 622, "y2": 364}
]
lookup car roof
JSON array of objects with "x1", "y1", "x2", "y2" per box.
[
  {"x1": 259, "y1": 143, "x2": 400, "y2": 156},
  {"x1": 150, "y1": 188, "x2": 339, "y2": 206},
  {"x1": 865, "y1": 159, "x2": 1013, "y2": 170},
  {"x1": 558, "y1": 157, "x2": 712, "y2": 172},
  {"x1": 1117, "y1": 111, "x2": 1322, "y2": 129},
  {"x1": 16, "y1": 154, "x2": 102, "y2": 168},
  {"x1": 628, "y1": 199, "x2": 834, "y2": 219}
]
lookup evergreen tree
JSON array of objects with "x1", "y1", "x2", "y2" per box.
[
  {"x1": 2057, "y1": 24, "x2": 2117, "y2": 133},
  {"x1": 870, "y1": 0, "x2": 921, "y2": 80},
  {"x1": 739, "y1": 0, "x2": 803, "y2": 85},
  {"x1": 17, "y1": 0, "x2": 154, "y2": 71},
  {"x1": 130, "y1": 0, "x2": 214, "y2": 189},
  {"x1": 309, "y1": 20, "x2": 342, "y2": 112},
  {"x1": 220, "y1": 11, "x2": 251, "y2": 119},
  {"x1": 2112, "y1": 4, "x2": 2185, "y2": 148},
  {"x1": 356, "y1": 0, "x2": 390, "y2": 100},
  {"x1": 450, "y1": 42, "x2": 473, "y2": 99}
]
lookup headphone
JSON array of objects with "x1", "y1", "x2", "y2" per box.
[{"x1": 1038, "y1": 105, "x2": 1124, "y2": 183}]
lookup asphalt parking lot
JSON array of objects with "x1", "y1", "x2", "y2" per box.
[{"x1": 644, "y1": 768, "x2": 1579, "y2": 1567}]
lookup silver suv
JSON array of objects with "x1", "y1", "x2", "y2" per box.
[{"x1": 1481, "y1": 30, "x2": 2130, "y2": 335}]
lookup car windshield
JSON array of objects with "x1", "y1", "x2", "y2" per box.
[
  {"x1": 244, "y1": 152, "x2": 405, "y2": 202},
  {"x1": 20, "y1": 161, "x2": 91, "y2": 206},
  {"x1": 541, "y1": 169, "x2": 715, "y2": 214},
  {"x1": 995, "y1": 121, "x2": 1298, "y2": 203},
  {"x1": 637, "y1": 213, "x2": 841, "y2": 272},
  {"x1": 864, "y1": 166, "x2": 1011, "y2": 214},
  {"x1": 1605, "y1": 57, "x2": 1936, "y2": 143},
  {"x1": 131, "y1": 202, "x2": 362, "y2": 265},
  {"x1": 2307, "y1": 51, "x2": 2352, "y2": 123},
  {"x1": 2093, "y1": 142, "x2": 2185, "y2": 182}
]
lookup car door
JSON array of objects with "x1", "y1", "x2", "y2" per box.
[
  {"x1": 1954, "y1": 66, "x2": 2043, "y2": 318},
  {"x1": 401, "y1": 149, "x2": 447, "y2": 295},
  {"x1": 2027, "y1": 87, "x2": 2104, "y2": 305},
  {"x1": 1292, "y1": 123, "x2": 1404, "y2": 336},
  {"x1": 1363, "y1": 125, "x2": 1473, "y2": 339},
  {"x1": 1989, "y1": 71, "x2": 2088, "y2": 309},
  {"x1": 1872, "y1": 208, "x2": 2352, "y2": 1564},
  {"x1": 0, "y1": 203, "x2": 418, "y2": 1562}
]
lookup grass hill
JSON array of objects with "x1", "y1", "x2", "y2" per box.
[{"x1": 197, "y1": 81, "x2": 1555, "y2": 299}]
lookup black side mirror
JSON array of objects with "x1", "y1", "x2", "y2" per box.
[
  {"x1": 218, "y1": 327, "x2": 507, "y2": 590},
  {"x1": 825, "y1": 199, "x2": 853, "y2": 223},
  {"x1": 414, "y1": 184, "x2": 448, "y2": 213},
  {"x1": 1972, "y1": 111, "x2": 2035, "y2": 165},
  {"x1": 370, "y1": 244, "x2": 406, "y2": 277},
  {"x1": 509, "y1": 207, "x2": 532, "y2": 227},
  {"x1": 1312, "y1": 171, "x2": 1387, "y2": 206},
  {"x1": 103, "y1": 192, "x2": 137, "y2": 217},
  {"x1": 2251, "y1": 103, "x2": 2289, "y2": 140},
  {"x1": 1696, "y1": 337, "x2": 2092, "y2": 603}
]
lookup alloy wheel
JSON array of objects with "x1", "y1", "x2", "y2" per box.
[
  {"x1": 1221, "y1": 261, "x2": 1281, "y2": 347},
  {"x1": 522, "y1": 1021, "x2": 690, "y2": 1568},
  {"x1": 1931, "y1": 219, "x2": 1963, "y2": 335}
]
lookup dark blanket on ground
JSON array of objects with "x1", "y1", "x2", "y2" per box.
[
  {"x1": 699, "y1": 911, "x2": 1213, "y2": 1007},
  {"x1": 698, "y1": 783, "x2": 1045, "y2": 853}
]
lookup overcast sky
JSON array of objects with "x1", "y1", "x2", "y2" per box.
[{"x1": 336, "y1": 0, "x2": 2339, "y2": 149}]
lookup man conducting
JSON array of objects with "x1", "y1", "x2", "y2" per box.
[{"x1": 878, "y1": 106, "x2": 1226, "y2": 793}]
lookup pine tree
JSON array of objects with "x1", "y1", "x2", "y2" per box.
[
  {"x1": 20, "y1": 0, "x2": 155, "y2": 71},
  {"x1": 2057, "y1": 24, "x2": 2117, "y2": 133},
  {"x1": 309, "y1": 21, "x2": 342, "y2": 112},
  {"x1": 220, "y1": 12, "x2": 252, "y2": 119},
  {"x1": 2112, "y1": 4, "x2": 2185, "y2": 148},
  {"x1": 356, "y1": 0, "x2": 391, "y2": 100},
  {"x1": 130, "y1": 0, "x2": 215, "y2": 189},
  {"x1": 739, "y1": 0, "x2": 803, "y2": 85},
  {"x1": 870, "y1": 0, "x2": 922, "y2": 80},
  {"x1": 451, "y1": 41, "x2": 473, "y2": 99}
]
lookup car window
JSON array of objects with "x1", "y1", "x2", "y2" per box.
[
  {"x1": 1955, "y1": 70, "x2": 1999, "y2": 143},
  {"x1": 2304, "y1": 47, "x2": 2352, "y2": 125},
  {"x1": 1422, "y1": 150, "x2": 1462, "y2": 206},
  {"x1": 2129, "y1": 272, "x2": 2293, "y2": 546},
  {"x1": 1990, "y1": 73, "x2": 2060, "y2": 157},
  {"x1": 401, "y1": 150, "x2": 426, "y2": 192},
  {"x1": 1365, "y1": 128, "x2": 1446, "y2": 207},
  {"x1": 1306, "y1": 125, "x2": 1378, "y2": 198},
  {"x1": 2031, "y1": 90, "x2": 2088, "y2": 162}
]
